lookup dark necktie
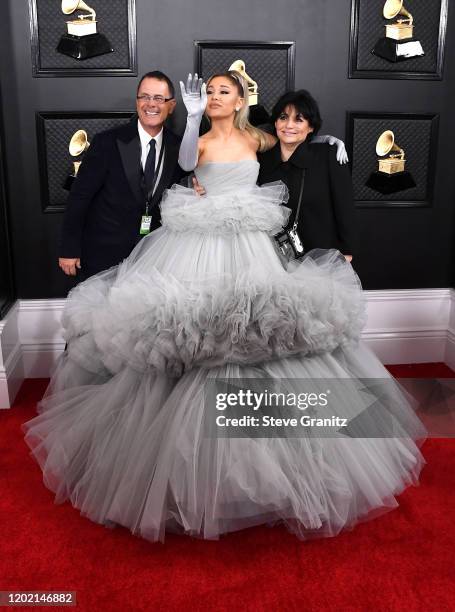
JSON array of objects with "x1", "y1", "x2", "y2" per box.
[{"x1": 144, "y1": 138, "x2": 156, "y2": 197}]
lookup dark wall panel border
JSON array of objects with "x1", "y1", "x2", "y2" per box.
[
  {"x1": 0, "y1": 98, "x2": 15, "y2": 318},
  {"x1": 194, "y1": 40, "x2": 295, "y2": 112},
  {"x1": 349, "y1": 0, "x2": 448, "y2": 80},
  {"x1": 346, "y1": 111, "x2": 439, "y2": 208},
  {"x1": 29, "y1": 0, "x2": 137, "y2": 77},
  {"x1": 36, "y1": 111, "x2": 134, "y2": 213}
]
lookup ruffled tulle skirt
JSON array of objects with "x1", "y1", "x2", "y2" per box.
[{"x1": 22, "y1": 181, "x2": 426, "y2": 542}]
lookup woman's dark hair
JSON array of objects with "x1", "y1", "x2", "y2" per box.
[
  {"x1": 137, "y1": 71, "x2": 175, "y2": 98},
  {"x1": 271, "y1": 89, "x2": 322, "y2": 138}
]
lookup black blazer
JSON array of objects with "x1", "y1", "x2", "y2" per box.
[
  {"x1": 258, "y1": 141, "x2": 356, "y2": 256},
  {"x1": 60, "y1": 118, "x2": 183, "y2": 276}
]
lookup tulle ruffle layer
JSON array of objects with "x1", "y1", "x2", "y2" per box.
[
  {"x1": 160, "y1": 181, "x2": 290, "y2": 235},
  {"x1": 22, "y1": 348, "x2": 426, "y2": 543},
  {"x1": 62, "y1": 250, "x2": 366, "y2": 377}
]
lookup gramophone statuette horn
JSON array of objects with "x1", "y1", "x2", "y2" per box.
[
  {"x1": 376, "y1": 130, "x2": 406, "y2": 174},
  {"x1": 383, "y1": 0, "x2": 413, "y2": 40},
  {"x1": 57, "y1": 0, "x2": 113, "y2": 60},
  {"x1": 383, "y1": 0, "x2": 413, "y2": 23},
  {"x1": 229, "y1": 59, "x2": 259, "y2": 106},
  {"x1": 69, "y1": 129, "x2": 89, "y2": 178},
  {"x1": 62, "y1": 0, "x2": 96, "y2": 19},
  {"x1": 69, "y1": 129, "x2": 90, "y2": 158},
  {"x1": 63, "y1": 130, "x2": 90, "y2": 190}
]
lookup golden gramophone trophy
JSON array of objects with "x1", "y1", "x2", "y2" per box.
[
  {"x1": 366, "y1": 130, "x2": 416, "y2": 194},
  {"x1": 228, "y1": 60, "x2": 270, "y2": 127},
  {"x1": 63, "y1": 129, "x2": 90, "y2": 190},
  {"x1": 57, "y1": 0, "x2": 113, "y2": 60},
  {"x1": 372, "y1": 0, "x2": 424, "y2": 62}
]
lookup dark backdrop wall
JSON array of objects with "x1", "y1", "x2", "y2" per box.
[{"x1": 0, "y1": 0, "x2": 454, "y2": 298}]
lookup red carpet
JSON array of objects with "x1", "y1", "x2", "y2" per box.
[{"x1": 1, "y1": 365, "x2": 454, "y2": 611}]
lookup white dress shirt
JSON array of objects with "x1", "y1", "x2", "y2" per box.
[{"x1": 137, "y1": 120, "x2": 164, "y2": 195}]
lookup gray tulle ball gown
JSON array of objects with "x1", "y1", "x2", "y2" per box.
[{"x1": 22, "y1": 160, "x2": 426, "y2": 542}]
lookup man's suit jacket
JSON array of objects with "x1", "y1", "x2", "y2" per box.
[
  {"x1": 258, "y1": 141, "x2": 356, "y2": 256},
  {"x1": 60, "y1": 118, "x2": 183, "y2": 277}
]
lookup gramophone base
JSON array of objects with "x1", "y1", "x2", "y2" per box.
[
  {"x1": 57, "y1": 33, "x2": 114, "y2": 60},
  {"x1": 63, "y1": 175, "x2": 77, "y2": 191},
  {"x1": 372, "y1": 37, "x2": 424, "y2": 63},
  {"x1": 366, "y1": 171, "x2": 416, "y2": 195}
]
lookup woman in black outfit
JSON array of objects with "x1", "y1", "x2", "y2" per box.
[{"x1": 257, "y1": 90, "x2": 356, "y2": 261}]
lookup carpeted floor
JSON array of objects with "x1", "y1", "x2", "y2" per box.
[{"x1": 1, "y1": 365, "x2": 454, "y2": 611}]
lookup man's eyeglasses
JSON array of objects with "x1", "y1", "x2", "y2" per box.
[{"x1": 136, "y1": 94, "x2": 174, "y2": 105}]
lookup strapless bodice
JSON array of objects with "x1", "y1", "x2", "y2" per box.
[
  {"x1": 160, "y1": 159, "x2": 289, "y2": 235},
  {"x1": 194, "y1": 160, "x2": 259, "y2": 194}
]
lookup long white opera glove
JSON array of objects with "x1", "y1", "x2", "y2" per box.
[
  {"x1": 312, "y1": 134, "x2": 349, "y2": 164},
  {"x1": 178, "y1": 73, "x2": 208, "y2": 171}
]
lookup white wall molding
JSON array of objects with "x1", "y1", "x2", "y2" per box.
[
  {"x1": 0, "y1": 302, "x2": 24, "y2": 408},
  {"x1": 445, "y1": 289, "x2": 455, "y2": 371},
  {"x1": 16, "y1": 299, "x2": 66, "y2": 380},
  {"x1": 362, "y1": 288, "x2": 453, "y2": 365},
  {"x1": 1, "y1": 289, "x2": 454, "y2": 408}
]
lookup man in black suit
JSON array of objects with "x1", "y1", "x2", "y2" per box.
[
  {"x1": 59, "y1": 71, "x2": 184, "y2": 280},
  {"x1": 258, "y1": 90, "x2": 356, "y2": 261}
]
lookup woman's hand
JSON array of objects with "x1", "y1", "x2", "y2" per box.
[
  {"x1": 344, "y1": 255, "x2": 353, "y2": 263},
  {"x1": 192, "y1": 176, "x2": 206, "y2": 196},
  {"x1": 179, "y1": 73, "x2": 207, "y2": 119},
  {"x1": 178, "y1": 74, "x2": 207, "y2": 171},
  {"x1": 312, "y1": 134, "x2": 349, "y2": 164}
]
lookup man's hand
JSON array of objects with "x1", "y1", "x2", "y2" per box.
[
  {"x1": 344, "y1": 255, "x2": 353, "y2": 263},
  {"x1": 179, "y1": 73, "x2": 207, "y2": 119},
  {"x1": 59, "y1": 257, "x2": 81, "y2": 276},
  {"x1": 192, "y1": 176, "x2": 206, "y2": 196},
  {"x1": 313, "y1": 134, "x2": 349, "y2": 164}
]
